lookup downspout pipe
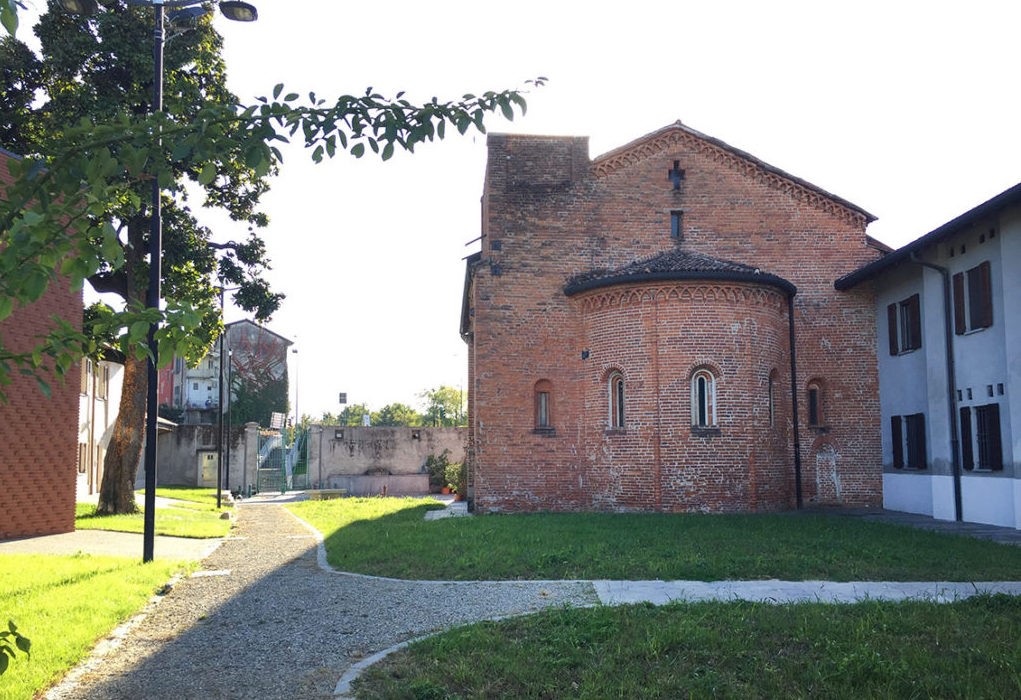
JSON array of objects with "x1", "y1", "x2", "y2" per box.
[
  {"x1": 787, "y1": 293, "x2": 803, "y2": 509},
  {"x1": 909, "y1": 253, "x2": 963, "y2": 521}
]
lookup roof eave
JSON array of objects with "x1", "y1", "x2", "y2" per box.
[
  {"x1": 459, "y1": 251, "x2": 483, "y2": 340},
  {"x1": 564, "y1": 269, "x2": 797, "y2": 297},
  {"x1": 836, "y1": 180, "x2": 1021, "y2": 290}
]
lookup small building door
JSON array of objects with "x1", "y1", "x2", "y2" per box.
[{"x1": 198, "y1": 451, "x2": 218, "y2": 487}]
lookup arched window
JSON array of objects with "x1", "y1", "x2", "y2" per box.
[
  {"x1": 691, "y1": 369, "x2": 717, "y2": 427},
  {"x1": 534, "y1": 380, "x2": 553, "y2": 429},
  {"x1": 807, "y1": 380, "x2": 824, "y2": 427},
  {"x1": 768, "y1": 369, "x2": 778, "y2": 428},
  {"x1": 608, "y1": 371, "x2": 625, "y2": 429}
]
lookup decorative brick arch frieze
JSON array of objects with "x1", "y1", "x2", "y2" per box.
[
  {"x1": 576, "y1": 282, "x2": 786, "y2": 313},
  {"x1": 685, "y1": 360, "x2": 725, "y2": 382},
  {"x1": 591, "y1": 129, "x2": 869, "y2": 229}
]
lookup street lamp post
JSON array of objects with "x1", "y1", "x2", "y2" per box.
[
  {"x1": 215, "y1": 285, "x2": 239, "y2": 509},
  {"x1": 59, "y1": 0, "x2": 258, "y2": 563},
  {"x1": 291, "y1": 347, "x2": 299, "y2": 436},
  {"x1": 225, "y1": 348, "x2": 233, "y2": 491}
]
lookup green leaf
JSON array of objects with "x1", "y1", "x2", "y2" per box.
[
  {"x1": 1, "y1": 1, "x2": 18, "y2": 38},
  {"x1": 129, "y1": 321, "x2": 150, "y2": 341},
  {"x1": 350, "y1": 143, "x2": 365, "y2": 158},
  {"x1": 272, "y1": 83, "x2": 283, "y2": 99},
  {"x1": 197, "y1": 162, "x2": 217, "y2": 186},
  {"x1": 0, "y1": 651, "x2": 9, "y2": 674},
  {"x1": 34, "y1": 376, "x2": 51, "y2": 399},
  {"x1": 15, "y1": 636, "x2": 29, "y2": 655},
  {"x1": 284, "y1": 93, "x2": 299, "y2": 102},
  {"x1": 381, "y1": 142, "x2": 394, "y2": 161},
  {"x1": 0, "y1": 297, "x2": 12, "y2": 322}
]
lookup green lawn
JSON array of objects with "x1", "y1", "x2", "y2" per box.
[
  {"x1": 287, "y1": 497, "x2": 1021, "y2": 581},
  {"x1": 144, "y1": 486, "x2": 231, "y2": 506},
  {"x1": 354, "y1": 596, "x2": 1021, "y2": 699},
  {"x1": 0, "y1": 554, "x2": 189, "y2": 700},
  {"x1": 76, "y1": 489, "x2": 232, "y2": 539}
]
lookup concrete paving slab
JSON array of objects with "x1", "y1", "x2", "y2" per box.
[
  {"x1": 593, "y1": 579, "x2": 1021, "y2": 605},
  {"x1": 0, "y1": 529, "x2": 221, "y2": 560}
]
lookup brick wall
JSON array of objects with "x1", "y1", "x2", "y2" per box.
[
  {"x1": 0, "y1": 150, "x2": 83, "y2": 538},
  {"x1": 466, "y1": 125, "x2": 883, "y2": 513}
]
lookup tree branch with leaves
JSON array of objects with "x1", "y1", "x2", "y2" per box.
[{"x1": 0, "y1": 1, "x2": 542, "y2": 513}]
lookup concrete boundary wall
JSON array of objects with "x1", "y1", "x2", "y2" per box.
[{"x1": 308, "y1": 425, "x2": 465, "y2": 495}]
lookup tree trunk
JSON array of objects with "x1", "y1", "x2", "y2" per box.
[
  {"x1": 96, "y1": 217, "x2": 149, "y2": 515},
  {"x1": 96, "y1": 354, "x2": 148, "y2": 514}
]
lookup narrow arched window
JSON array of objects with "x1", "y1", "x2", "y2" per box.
[
  {"x1": 807, "y1": 380, "x2": 824, "y2": 427},
  {"x1": 608, "y1": 372, "x2": 625, "y2": 428},
  {"x1": 534, "y1": 379, "x2": 553, "y2": 429},
  {"x1": 691, "y1": 369, "x2": 717, "y2": 427},
  {"x1": 768, "y1": 370, "x2": 777, "y2": 428}
]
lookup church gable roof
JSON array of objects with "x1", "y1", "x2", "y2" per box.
[
  {"x1": 564, "y1": 248, "x2": 796, "y2": 296},
  {"x1": 591, "y1": 121, "x2": 876, "y2": 228}
]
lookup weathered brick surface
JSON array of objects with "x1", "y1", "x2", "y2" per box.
[
  {"x1": 464, "y1": 125, "x2": 884, "y2": 513},
  {"x1": 0, "y1": 150, "x2": 82, "y2": 538}
]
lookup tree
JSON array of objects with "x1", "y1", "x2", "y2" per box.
[
  {"x1": 229, "y1": 370, "x2": 287, "y2": 427},
  {"x1": 337, "y1": 403, "x2": 372, "y2": 426},
  {"x1": 2, "y1": 2, "x2": 279, "y2": 514},
  {"x1": 420, "y1": 385, "x2": 466, "y2": 427},
  {"x1": 0, "y1": 5, "x2": 541, "y2": 513},
  {"x1": 372, "y1": 402, "x2": 422, "y2": 427}
]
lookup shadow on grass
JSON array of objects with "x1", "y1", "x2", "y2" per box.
[
  {"x1": 55, "y1": 502, "x2": 589, "y2": 699},
  {"x1": 303, "y1": 501, "x2": 1021, "y2": 582}
]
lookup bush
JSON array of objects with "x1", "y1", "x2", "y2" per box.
[
  {"x1": 444, "y1": 461, "x2": 466, "y2": 494},
  {"x1": 425, "y1": 450, "x2": 451, "y2": 491}
]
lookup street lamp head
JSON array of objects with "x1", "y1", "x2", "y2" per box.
[
  {"x1": 219, "y1": 1, "x2": 257, "y2": 22},
  {"x1": 57, "y1": 0, "x2": 99, "y2": 15}
]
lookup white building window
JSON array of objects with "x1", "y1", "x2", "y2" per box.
[
  {"x1": 953, "y1": 261, "x2": 992, "y2": 334},
  {"x1": 887, "y1": 294, "x2": 921, "y2": 355}
]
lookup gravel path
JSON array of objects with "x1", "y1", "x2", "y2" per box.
[{"x1": 45, "y1": 503, "x2": 597, "y2": 700}]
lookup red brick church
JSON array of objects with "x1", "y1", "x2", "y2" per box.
[{"x1": 460, "y1": 122, "x2": 885, "y2": 513}]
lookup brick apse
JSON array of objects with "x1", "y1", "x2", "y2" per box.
[{"x1": 460, "y1": 122, "x2": 885, "y2": 513}]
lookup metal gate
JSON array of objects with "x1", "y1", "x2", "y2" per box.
[
  {"x1": 255, "y1": 429, "x2": 309, "y2": 493},
  {"x1": 289, "y1": 428, "x2": 310, "y2": 490},
  {"x1": 256, "y1": 432, "x2": 285, "y2": 494}
]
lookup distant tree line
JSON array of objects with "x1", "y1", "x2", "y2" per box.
[{"x1": 314, "y1": 385, "x2": 465, "y2": 427}]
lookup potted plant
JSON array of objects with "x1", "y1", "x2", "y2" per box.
[
  {"x1": 425, "y1": 450, "x2": 451, "y2": 494},
  {"x1": 446, "y1": 461, "x2": 467, "y2": 501}
]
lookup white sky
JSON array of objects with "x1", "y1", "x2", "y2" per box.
[{"x1": 21, "y1": 0, "x2": 1021, "y2": 419}]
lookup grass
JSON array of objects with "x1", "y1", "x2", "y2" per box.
[
  {"x1": 354, "y1": 596, "x2": 1021, "y2": 699},
  {"x1": 75, "y1": 487, "x2": 232, "y2": 539},
  {"x1": 286, "y1": 497, "x2": 1021, "y2": 581},
  {"x1": 145, "y1": 486, "x2": 230, "y2": 506},
  {"x1": 0, "y1": 553, "x2": 190, "y2": 700}
]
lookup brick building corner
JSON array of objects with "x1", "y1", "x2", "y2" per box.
[{"x1": 0, "y1": 148, "x2": 82, "y2": 538}]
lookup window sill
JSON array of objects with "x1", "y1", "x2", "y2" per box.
[
  {"x1": 809, "y1": 425, "x2": 830, "y2": 434},
  {"x1": 604, "y1": 428, "x2": 627, "y2": 436},
  {"x1": 532, "y1": 427, "x2": 557, "y2": 437},
  {"x1": 893, "y1": 347, "x2": 921, "y2": 356},
  {"x1": 962, "y1": 326, "x2": 990, "y2": 336},
  {"x1": 691, "y1": 426, "x2": 721, "y2": 437}
]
